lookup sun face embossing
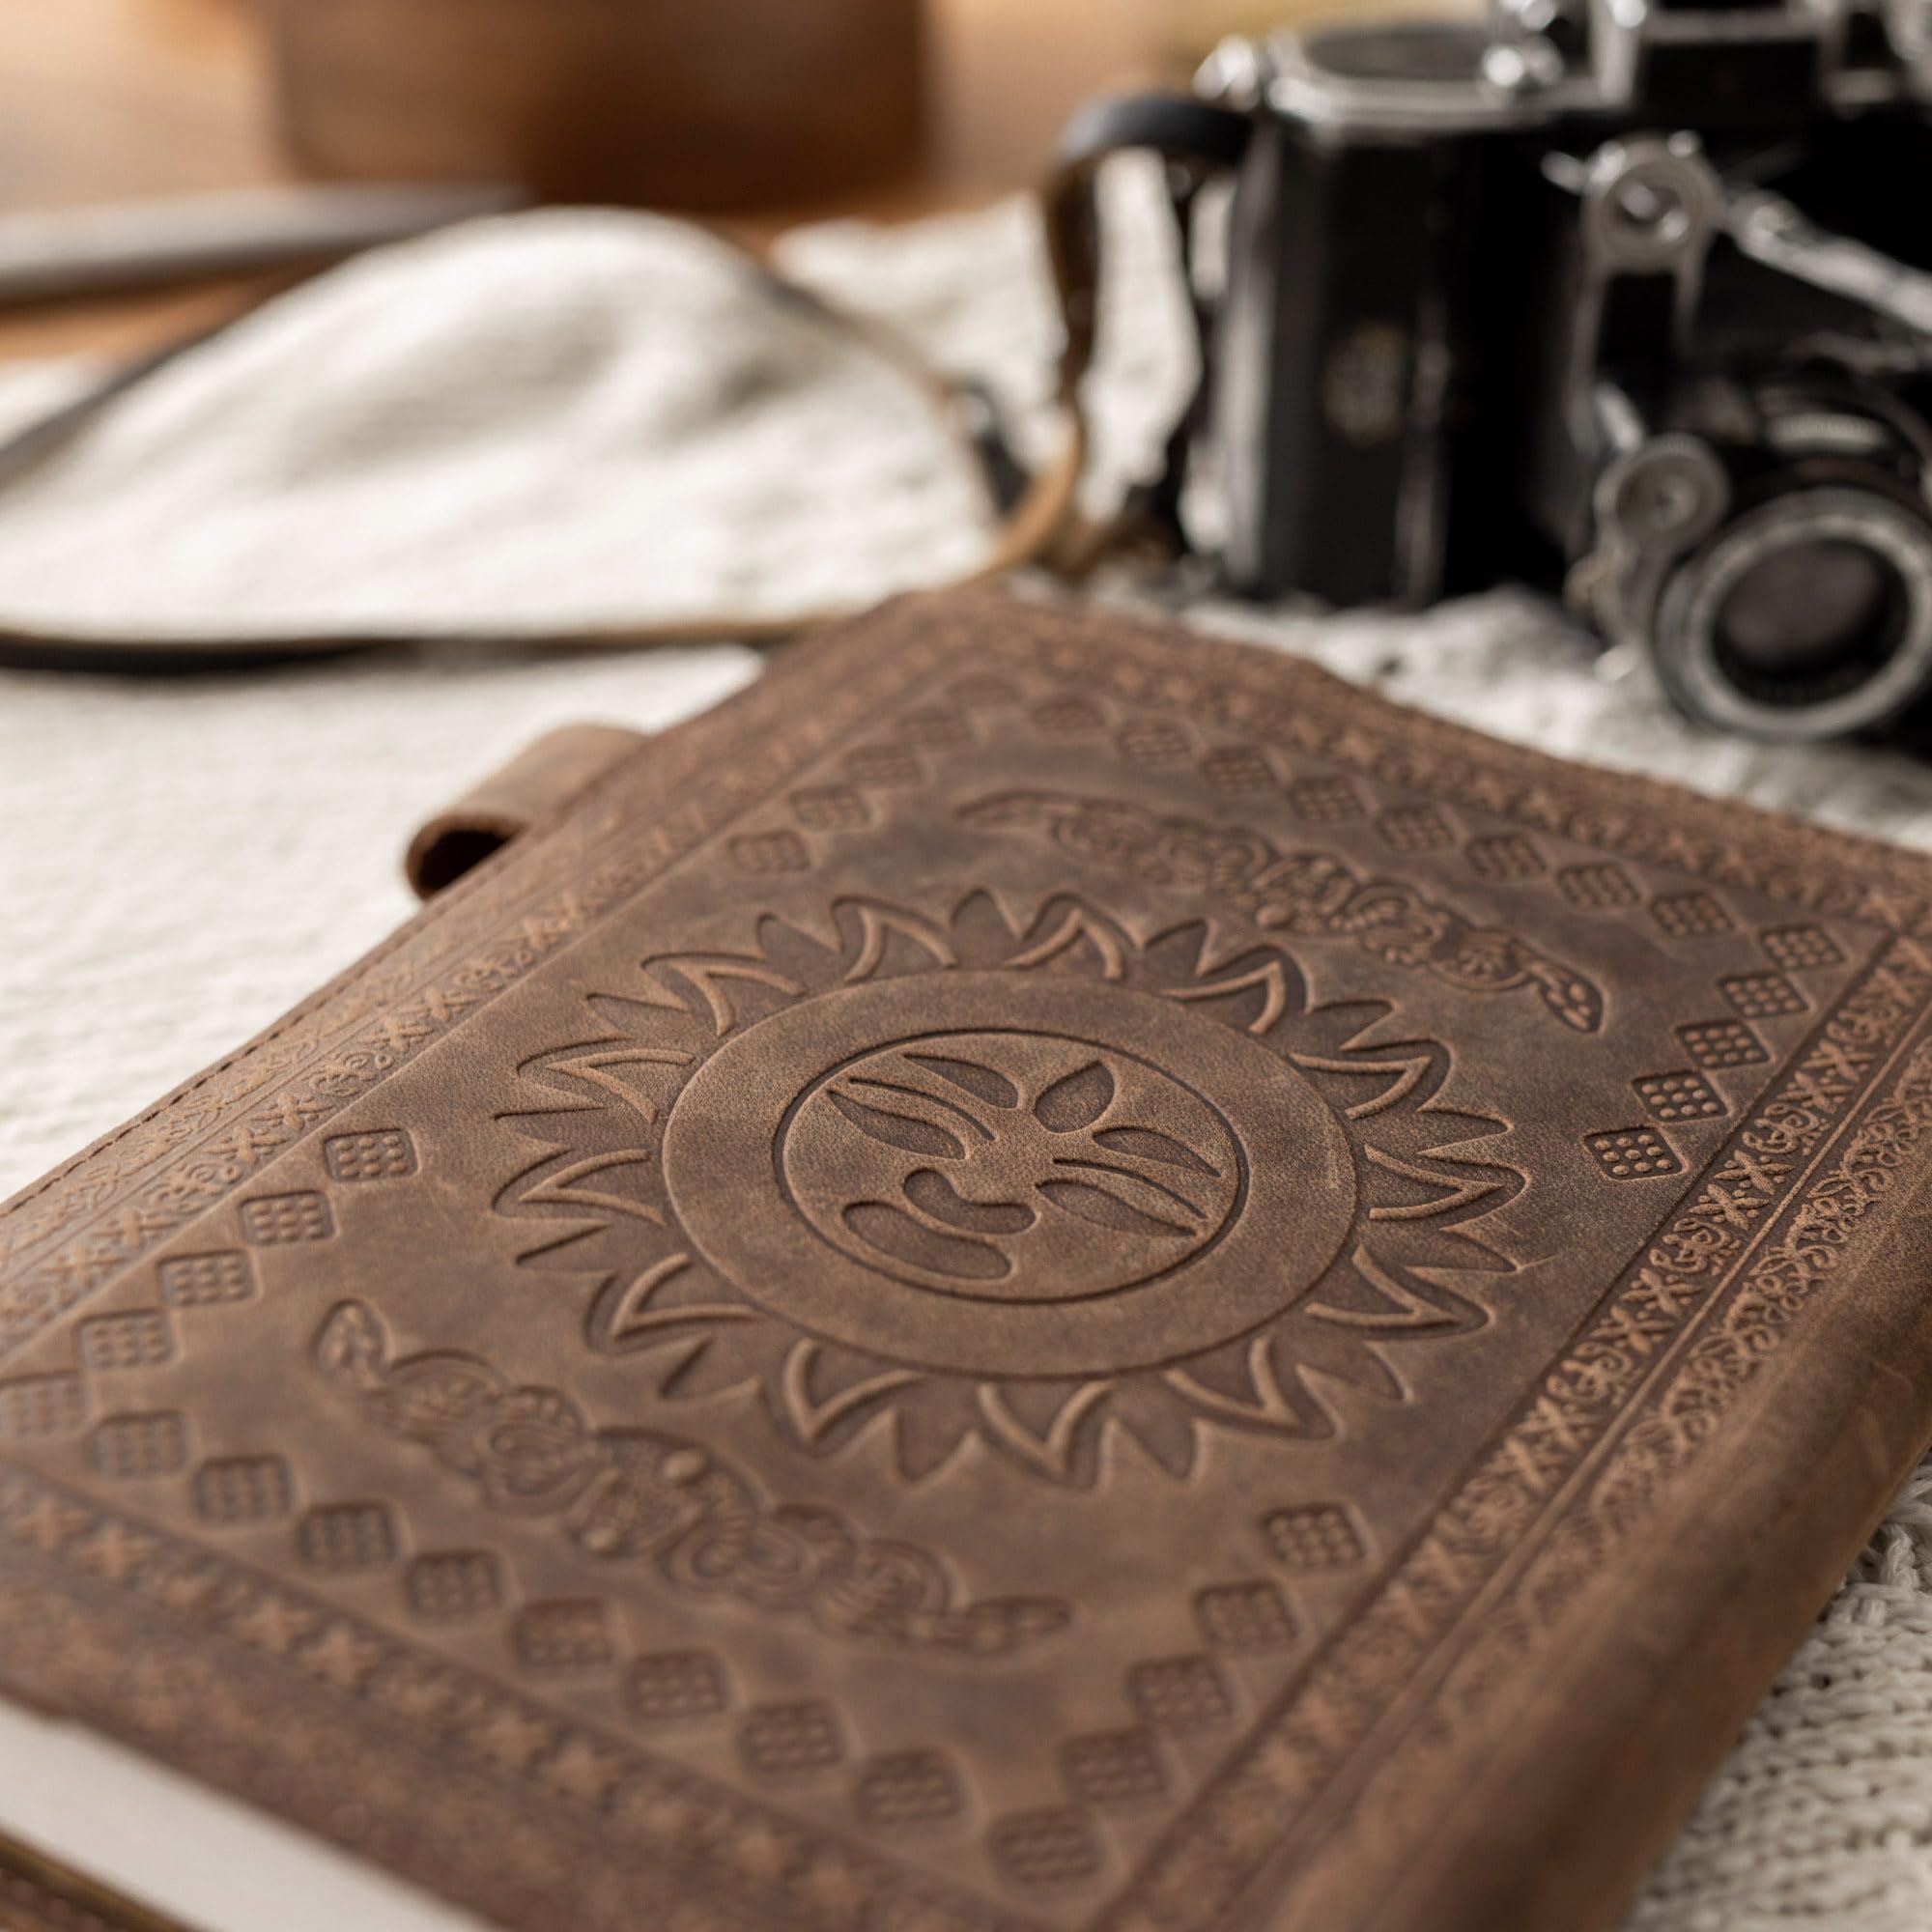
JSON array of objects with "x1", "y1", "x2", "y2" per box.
[
  {"x1": 500, "y1": 890, "x2": 1523, "y2": 1486},
  {"x1": 663, "y1": 975, "x2": 1355, "y2": 1380},
  {"x1": 784, "y1": 1031, "x2": 1240, "y2": 1304}
]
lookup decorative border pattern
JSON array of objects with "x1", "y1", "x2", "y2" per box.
[
  {"x1": 981, "y1": 608, "x2": 1932, "y2": 941},
  {"x1": 0, "y1": 1465, "x2": 1035, "y2": 1932},
  {"x1": 6, "y1": 593, "x2": 1932, "y2": 1931},
  {"x1": 1106, "y1": 934, "x2": 1932, "y2": 1929}
]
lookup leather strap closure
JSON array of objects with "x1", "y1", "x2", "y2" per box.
[{"x1": 405, "y1": 722, "x2": 649, "y2": 897}]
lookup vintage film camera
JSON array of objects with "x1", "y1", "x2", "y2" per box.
[{"x1": 1073, "y1": 1, "x2": 1932, "y2": 743}]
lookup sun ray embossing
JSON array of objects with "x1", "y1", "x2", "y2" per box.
[{"x1": 498, "y1": 890, "x2": 1525, "y2": 1488}]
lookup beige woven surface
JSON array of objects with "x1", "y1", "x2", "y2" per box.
[{"x1": 5, "y1": 169, "x2": 1932, "y2": 1930}]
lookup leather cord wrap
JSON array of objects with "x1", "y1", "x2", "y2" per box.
[{"x1": 0, "y1": 100, "x2": 1248, "y2": 672}]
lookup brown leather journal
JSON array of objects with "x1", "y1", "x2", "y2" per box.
[{"x1": 5, "y1": 588, "x2": 1932, "y2": 1932}]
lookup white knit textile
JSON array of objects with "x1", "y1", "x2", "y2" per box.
[{"x1": 5, "y1": 166, "x2": 1932, "y2": 1931}]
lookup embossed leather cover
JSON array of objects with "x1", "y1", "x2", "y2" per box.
[{"x1": 6, "y1": 588, "x2": 1932, "y2": 1932}]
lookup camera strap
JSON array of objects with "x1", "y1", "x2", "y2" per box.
[
  {"x1": 1038, "y1": 93, "x2": 1250, "y2": 574},
  {"x1": 0, "y1": 102, "x2": 1246, "y2": 672}
]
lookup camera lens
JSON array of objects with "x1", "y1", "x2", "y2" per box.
[
  {"x1": 1656, "y1": 489, "x2": 1932, "y2": 742},
  {"x1": 1715, "y1": 539, "x2": 1898, "y2": 684}
]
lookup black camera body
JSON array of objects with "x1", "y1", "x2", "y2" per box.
[{"x1": 1177, "y1": 0, "x2": 1932, "y2": 742}]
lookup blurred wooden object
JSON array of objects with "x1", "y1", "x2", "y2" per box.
[
  {"x1": 264, "y1": 0, "x2": 923, "y2": 211},
  {"x1": 0, "y1": 0, "x2": 278, "y2": 211},
  {"x1": 1130, "y1": 0, "x2": 1469, "y2": 63},
  {"x1": 0, "y1": 0, "x2": 1148, "y2": 360}
]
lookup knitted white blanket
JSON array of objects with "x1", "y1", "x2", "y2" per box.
[{"x1": 5, "y1": 167, "x2": 1932, "y2": 1931}]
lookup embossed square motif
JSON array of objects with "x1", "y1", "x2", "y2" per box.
[
  {"x1": 1200, "y1": 746, "x2": 1277, "y2": 796},
  {"x1": 1261, "y1": 1501, "x2": 1366, "y2": 1571},
  {"x1": 1030, "y1": 696, "x2": 1105, "y2": 737},
  {"x1": 193, "y1": 1455, "x2": 292, "y2": 1524},
  {"x1": 1464, "y1": 833, "x2": 1546, "y2": 882},
  {"x1": 1195, "y1": 1579, "x2": 1298, "y2": 1651},
  {"x1": 900, "y1": 706, "x2": 974, "y2": 750},
  {"x1": 843, "y1": 745, "x2": 923, "y2": 788},
  {"x1": 78, "y1": 1310, "x2": 173, "y2": 1372},
  {"x1": 323, "y1": 1130, "x2": 416, "y2": 1183},
  {"x1": 1127, "y1": 1657, "x2": 1234, "y2": 1733},
  {"x1": 1634, "y1": 1070, "x2": 1725, "y2": 1123},
  {"x1": 627, "y1": 1649, "x2": 729, "y2": 1725},
  {"x1": 729, "y1": 831, "x2": 810, "y2": 876},
  {"x1": 789, "y1": 785, "x2": 870, "y2": 832},
  {"x1": 1652, "y1": 892, "x2": 1735, "y2": 938},
  {"x1": 988, "y1": 1808, "x2": 1100, "y2": 1889},
  {"x1": 1116, "y1": 720, "x2": 1191, "y2": 767},
  {"x1": 511, "y1": 1600, "x2": 613, "y2": 1672},
  {"x1": 1679, "y1": 1017, "x2": 1771, "y2": 1068},
  {"x1": 1377, "y1": 805, "x2": 1456, "y2": 853},
  {"x1": 1719, "y1": 971, "x2": 1809, "y2": 1020},
  {"x1": 856, "y1": 1750, "x2": 964, "y2": 1830},
  {"x1": 1585, "y1": 1127, "x2": 1684, "y2": 1181},
  {"x1": 298, "y1": 1503, "x2": 396, "y2": 1572},
  {"x1": 0, "y1": 1374, "x2": 86, "y2": 1438},
  {"x1": 239, "y1": 1192, "x2": 332, "y2": 1245},
  {"x1": 406, "y1": 1550, "x2": 501, "y2": 1621},
  {"x1": 92, "y1": 1412, "x2": 186, "y2": 1480},
  {"x1": 1284, "y1": 775, "x2": 1365, "y2": 824},
  {"x1": 157, "y1": 1250, "x2": 254, "y2": 1307},
  {"x1": 1761, "y1": 924, "x2": 1846, "y2": 973},
  {"x1": 1556, "y1": 862, "x2": 1640, "y2": 909},
  {"x1": 1061, "y1": 1729, "x2": 1168, "y2": 1808},
  {"x1": 740, "y1": 1700, "x2": 843, "y2": 1777}
]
